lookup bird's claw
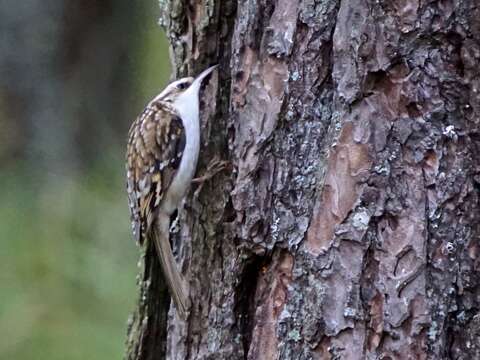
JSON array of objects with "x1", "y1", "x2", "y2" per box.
[
  {"x1": 192, "y1": 157, "x2": 229, "y2": 184},
  {"x1": 192, "y1": 157, "x2": 229, "y2": 198}
]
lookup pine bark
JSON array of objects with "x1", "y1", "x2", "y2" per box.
[{"x1": 125, "y1": 0, "x2": 480, "y2": 359}]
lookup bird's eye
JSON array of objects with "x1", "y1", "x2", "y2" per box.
[{"x1": 176, "y1": 82, "x2": 187, "y2": 90}]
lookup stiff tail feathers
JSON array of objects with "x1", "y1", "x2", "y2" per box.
[{"x1": 150, "y1": 215, "x2": 190, "y2": 319}]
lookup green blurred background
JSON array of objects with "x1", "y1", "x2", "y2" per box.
[{"x1": 0, "y1": 1, "x2": 170, "y2": 359}]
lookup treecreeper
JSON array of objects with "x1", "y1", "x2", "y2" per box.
[{"x1": 125, "y1": 65, "x2": 224, "y2": 319}]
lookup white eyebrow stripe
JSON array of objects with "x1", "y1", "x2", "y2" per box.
[{"x1": 148, "y1": 77, "x2": 193, "y2": 104}]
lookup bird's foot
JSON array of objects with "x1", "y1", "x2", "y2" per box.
[
  {"x1": 192, "y1": 157, "x2": 229, "y2": 197},
  {"x1": 192, "y1": 157, "x2": 229, "y2": 184}
]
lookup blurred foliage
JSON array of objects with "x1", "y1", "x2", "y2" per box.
[{"x1": 0, "y1": 1, "x2": 170, "y2": 359}]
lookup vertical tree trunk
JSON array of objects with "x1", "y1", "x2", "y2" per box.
[{"x1": 125, "y1": 0, "x2": 480, "y2": 359}]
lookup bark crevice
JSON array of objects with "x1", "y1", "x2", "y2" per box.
[{"x1": 234, "y1": 254, "x2": 268, "y2": 358}]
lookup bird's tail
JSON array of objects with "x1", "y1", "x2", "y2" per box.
[{"x1": 150, "y1": 214, "x2": 190, "y2": 320}]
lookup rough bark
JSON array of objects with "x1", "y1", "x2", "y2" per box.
[{"x1": 126, "y1": 0, "x2": 480, "y2": 359}]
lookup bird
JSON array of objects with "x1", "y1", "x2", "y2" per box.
[{"x1": 126, "y1": 65, "x2": 220, "y2": 319}]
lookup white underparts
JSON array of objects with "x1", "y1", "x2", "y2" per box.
[{"x1": 161, "y1": 84, "x2": 201, "y2": 214}]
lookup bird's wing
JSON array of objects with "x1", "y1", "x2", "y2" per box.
[{"x1": 126, "y1": 103, "x2": 185, "y2": 244}]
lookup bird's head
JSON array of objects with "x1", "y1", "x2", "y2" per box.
[
  {"x1": 154, "y1": 77, "x2": 194, "y2": 103},
  {"x1": 152, "y1": 65, "x2": 218, "y2": 105}
]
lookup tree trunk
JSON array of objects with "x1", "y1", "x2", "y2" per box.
[{"x1": 125, "y1": 0, "x2": 480, "y2": 359}]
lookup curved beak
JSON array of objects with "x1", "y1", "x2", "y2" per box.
[{"x1": 191, "y1": 64, "x2": 218, "y2": 88}]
